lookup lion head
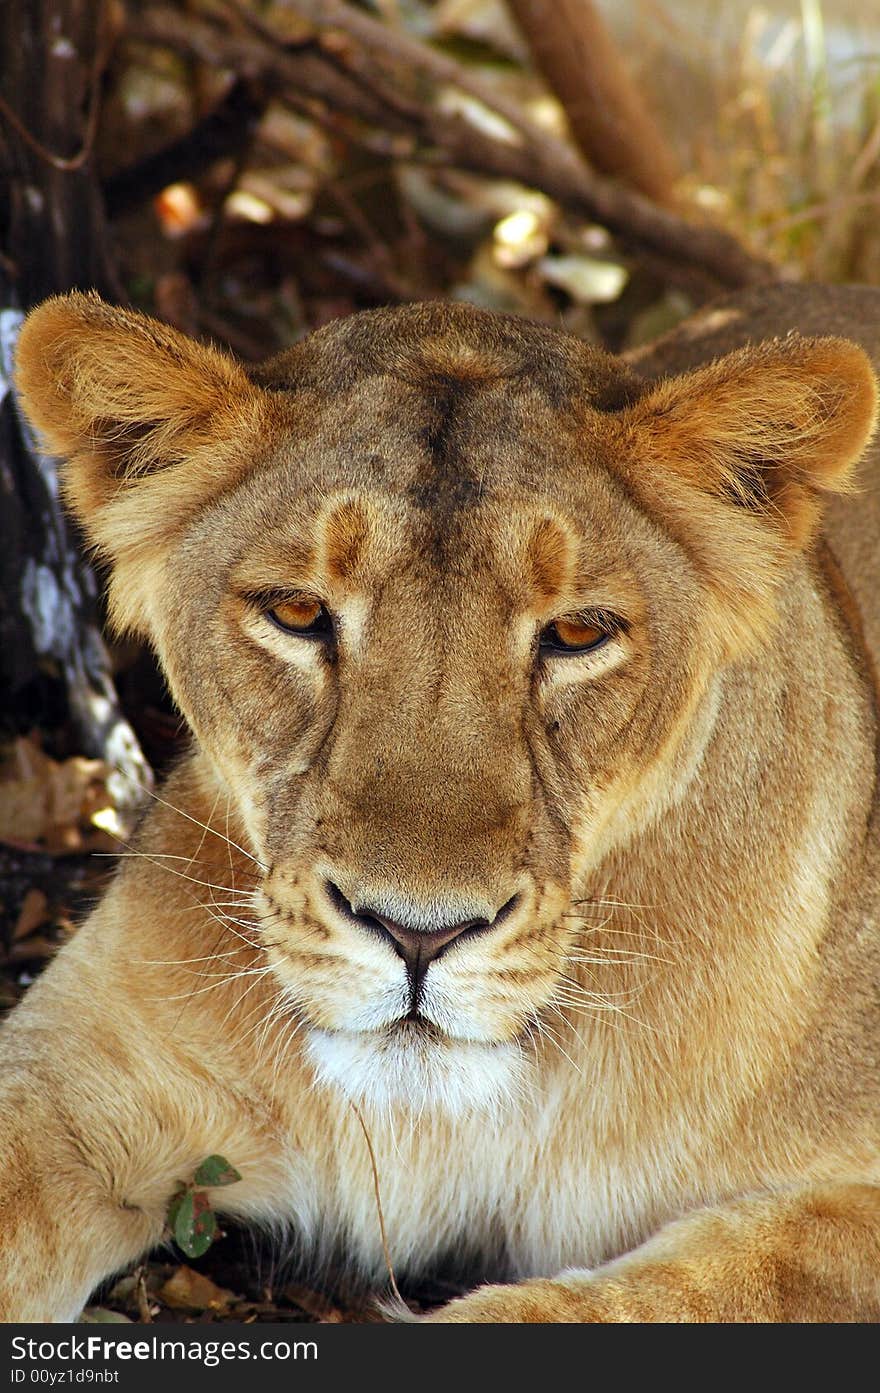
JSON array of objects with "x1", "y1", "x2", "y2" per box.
[{"x1": 15, "y1": 294, "x2": 877, "y2": 1113}]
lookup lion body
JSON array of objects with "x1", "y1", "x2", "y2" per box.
[{"x1": 3, "y1": 284, "x2": 880, "y2": 1321}]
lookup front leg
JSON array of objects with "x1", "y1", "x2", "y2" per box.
[
  {"x1": 430, "y1": 1182, "x2": 880, "y2": 1322},
  {"x1": 0, "y1": 926, "x2": 284, "y2": 1322},
  {"x1": 0, "y1": 1076, "x2": 163, "y2": 1323}
]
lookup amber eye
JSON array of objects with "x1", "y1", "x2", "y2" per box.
[
  {"x1": 540, "y1": 614, "x2": 616, "y2": 656},
  {"x1": 265, "y1": 596, "x2": 333, "y2": 639}
]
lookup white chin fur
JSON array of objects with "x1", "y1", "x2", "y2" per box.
[{"x1": 305, "y1": 1025, "x2": 525, "y2": 1117}]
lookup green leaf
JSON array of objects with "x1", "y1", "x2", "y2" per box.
[
  {"x1": 194, "y1": 1154, "x2": 242, "y2": 1188},
  {"x1": 186, "y1": 1200, "x2": 218, "y2": 1260},
  {"x1": 171, "y1": 1188, "x2": 197, "y2": 1255},
  {"x1": 166, "y1": 1185, "x2": 187, "y2": 1235},
  {"x1": 169, "y1": 1188, "x2": 216, "y2": 1259}
]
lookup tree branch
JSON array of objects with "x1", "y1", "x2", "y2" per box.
[
  {"x1": 130, "y1": 1, "x2": 778, "y2": 292},
  {"x1": 104, "y1": 79, "x2": 267, "y2": 217}
]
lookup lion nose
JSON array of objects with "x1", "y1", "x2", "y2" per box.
[
  {"x1": 324, "y1": 879, "x2": 518, "y2": 978},
  {"x1": 359, "y1": 908, "x2": 490, "y2": 973}
]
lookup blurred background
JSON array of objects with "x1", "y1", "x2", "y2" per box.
[{"x1": 0, "y1": 0, "x2": 878, "y2": 1321}]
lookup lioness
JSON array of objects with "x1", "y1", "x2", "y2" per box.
[{"x1": 3, "y1": 283, "x2": 880, "y2": 1322}]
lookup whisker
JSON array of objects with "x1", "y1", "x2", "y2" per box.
[
  {"x1": 130, "y1": 948, "x2": 253, "y2": 966},
  {"x1": 195, "y1": 902, "x2": 262, "y2": 949},
  {"x1": 221, "y1": 983, "x2": 287, "y2": 1048},
  {"x1": 209, "y1": 979, "x2": 291, "y2": 1064},
  {"x1": 569, "y1": 920, "x2": 674, "y2": 947},
  {"x1": 201, "y1": 906, "x2": 264, "y2": 933},
  {"x1": 109, "y1": 852, "x2": 229, "y2": 863},
  {"x1": 94, "y1": 846, "x2": 252, "y2": 899},
  {"x1": 552, "y1": 986, "x2": 658, "y2": 1033},
  {"x1": 258, "y1": 996, "x2": 293, "y2": 1057},
  {"x1": 562, "y1": 910, "x2": 615, "y2": 931},
  {"x1": 555, "y1": 979, "x2": 647, "y2": 1006},
  {"x1": 177, "y1": 901, "x2": 265, "y2": 918},
  {"x1": 164, "y1": 961, "x2": 271, "y2": 982},
  {"x1": 268, "y1": 1011, "x2": 308, "y2": 1099},
  {"x1": 532, "y1": 1011, "x2": 584, "y2": 1078},
  {"x1": 571, "y1": 895, "x2": 657, "y2": 912},
  {"x1": 554, "y1": 990, "x2": 647, "y2": 1018},
  {"x1": 114, "y1": 771, "x2": 267, "y2": 871},
  {"x1": 350, "y1": 1102, "x2": 403, "y2": 1304},
  {"x1": 187, "y1": 784, "x2": 223, "y2": 877},
  {"x1": 216, "y1": 909, "x2": 265, "y2": 929},
  {"x1": 567, "y1": 948, "x2": 674, "y2": 966},
  {"x1": 145, "y1": 963, "x2": 277, "y2": 1003},
  {"x1": 569, "y1": 899, "x2": 661, "y2": 939},
  {"x1": 558, "y1": 967, "x2": 651, "y2": 1000},
  {"x1": 224, "y1": 794, "x2": 241, "y2": 913}
]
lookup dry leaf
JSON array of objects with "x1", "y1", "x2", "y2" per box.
[
  {"x1": 6, "y1": 933, "x2": 60, "y2": 964},
  {"x1": 12, "y1": 889, "x2": 49, "y2": 941},
  {"x1": 282, "y1": 1284, "x2": 347, "y2": 1322},
  {"x1": 0, "y1": 736, "x2": 113, "y2": 852},
  {"x1": 158, "y1": 1265, "x2": 238, "y2": 1313}
]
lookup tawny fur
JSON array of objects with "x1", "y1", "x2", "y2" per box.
[{"x1": 3, "y1": 285, "x2": 880, "y2": 1322}]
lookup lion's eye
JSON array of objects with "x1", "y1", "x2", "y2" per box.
[
  {"x1": 540, "y1": 614, "x2": 616, "y2": 656},
  {"x1": 265, "y1": 597, "x2": 333, "y2": 638}
]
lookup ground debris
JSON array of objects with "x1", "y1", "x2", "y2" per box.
[
  {"x1": 158, "y1": 1266, "x2": 239, "y2": 1314},
  {"x1": 98, "y1": 1254, "x2": 389, "y2": 1324},
  {"x1": 0, "y1": 734, "x2": 122, "y2": 855}
]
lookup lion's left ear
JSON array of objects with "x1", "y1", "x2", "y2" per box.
[
  {"x1": 624, "y1": 335, "x2": 878, "y2": 547},
  {"x1": 614, "y1": 334, "x2": 878, "y2": 657}
]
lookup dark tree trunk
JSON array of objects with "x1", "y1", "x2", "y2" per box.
[
  {"x1": 506, "y1": 0, "x2": 680, "y2": 207},
  {"x1": 0, "y1": 0, "x2": 120, "y2": 301},
  {"x1": 0, "y1": 0, "x2": 150, "y2": 814}
]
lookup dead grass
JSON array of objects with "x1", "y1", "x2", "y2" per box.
[{"x1": 632, "y1": 0, "x2": 880, "y2": 282}]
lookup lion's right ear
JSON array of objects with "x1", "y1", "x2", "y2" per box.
[{"x1": 15, "y1": 293, "x2": 273, "y2": 632}]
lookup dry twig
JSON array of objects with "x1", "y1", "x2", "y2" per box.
[{"x1": 130, "y1": 0, "x2": 778, "y2": 291}]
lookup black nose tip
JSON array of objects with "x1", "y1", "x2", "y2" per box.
[{"x1": 324, "y1": 880, "x2": 518, "y2": 981}]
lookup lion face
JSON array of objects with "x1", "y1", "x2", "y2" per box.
[
  {"x1": 16, "y1": 295, "x2": 877, "y2": 1113},
  {"x1": 152, "y1": 352, "x2": 718, "y2": 1112}
]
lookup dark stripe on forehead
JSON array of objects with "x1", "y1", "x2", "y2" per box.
[{"x1": 407, "y1": 373, "x2": 481, "y2": 517}]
